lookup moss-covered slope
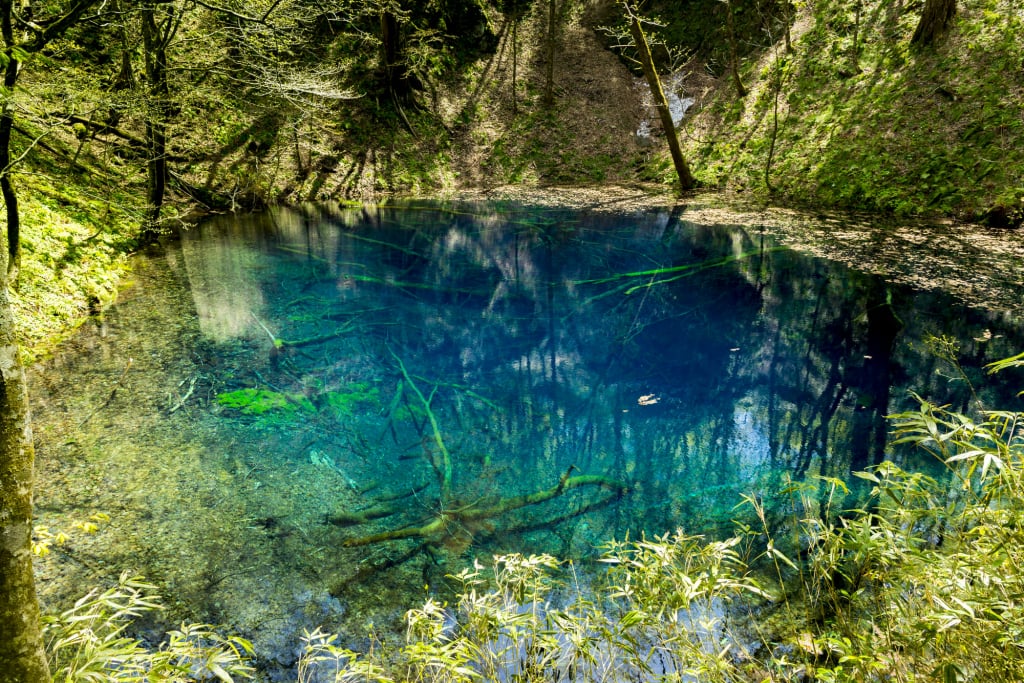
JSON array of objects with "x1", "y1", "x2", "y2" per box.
[{"x1": 677, "y1": 0, "x2": 1024, "y2": 223}]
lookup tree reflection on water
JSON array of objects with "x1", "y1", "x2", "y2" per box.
[{"x1": 30, "y1": 201, "x2": 1023, "y2": 668}]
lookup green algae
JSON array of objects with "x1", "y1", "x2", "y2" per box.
[
  {"x1": 321, "y1": 384, "x2": 380, "y2": 419},
  {"x1": 216, "y1": 388, "x2": 314, "y2": 417},
  {"x1": 217, "y1": 385, "x2": 381, "y2": 423}
]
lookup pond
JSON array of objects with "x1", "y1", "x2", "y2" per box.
[{"x1": 30, "y1": 200, "x2": 1024, "y2": 676}]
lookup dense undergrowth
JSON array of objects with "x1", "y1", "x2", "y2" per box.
[
  {"x1": 40, "y1": 355, "x2": 1024, "y2": 681},
  {"x1": 7, "y1": 153, "x2": 142, "y2": 362}
]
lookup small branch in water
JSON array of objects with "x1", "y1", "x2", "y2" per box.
[
  {"x1": 389, "y1": 347, "x2": 454, "y2": 502},
  {"x1": 168, "y1": 374, "x2": 197, "y2": 413},
  {"x1": 78, "y1": 358, "x2": 133, "y2": 426},
  {"x1": 250, "y1": 313, "x2": 281, "y2": 347}
]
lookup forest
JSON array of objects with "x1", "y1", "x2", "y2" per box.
[{"x1": 0, "y1": 0, "x2": 1022, "y2": 680}]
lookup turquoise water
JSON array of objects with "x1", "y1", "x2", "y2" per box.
[{"x1": 31, "y1": 201, "x2": 1024, "y2": 673}]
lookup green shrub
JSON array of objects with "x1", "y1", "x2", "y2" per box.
[{"x1": 45, "y1": 573, "x2": 254, "y2": 682}]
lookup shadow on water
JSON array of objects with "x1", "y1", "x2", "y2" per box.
[{"x1": 30, "y1": 200, "x2": 1024, "y2": 675}]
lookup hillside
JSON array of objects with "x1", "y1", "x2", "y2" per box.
[{"x1": 680, "y1": 0, "x2": 1024, "y2": 225}]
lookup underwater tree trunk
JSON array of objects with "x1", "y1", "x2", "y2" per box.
[
  {"x1": 342, "y1": 471, "x2": 625, "y2": 548},
  {"x1": 627, "y1": 8, "x2": 696, "y2": 191},
  {"x1": 0, "y1": 254, "x2": 48, "y2": 683},
  {"x1": 911, "y1": 0, "x2": 956, "y2": 47}
]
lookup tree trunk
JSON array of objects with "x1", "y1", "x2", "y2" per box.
[
  {"x1": 0, "y1": 0, "x2": 101, "y2": 674},
  {"x1": 0, "y1": 1, "x2": 20, "y2": 281},
  {"x1": 380, "y1": 10, "x2": 412, "y2": 102},
  {"x1": 141, "y1": 4, "x2": 170, "y2": 241},
  {"x1": 628, "y1": 12, "x2": 696, "y2": 192},
  {"x1": 511, "y1": 19, "x2": 518, "y2": 116},
  {"x1": 724, "y1": 0, "x2": 746, "y2": 97},
  {"x1": 0, "y1": 250, "x2": 49, "y2": 683},
  {"x1": 543, "y1": 0, "x2": 555, "y2": 106},
  {"x1": 911, "y1": 0, "x2": 956, "y2": 47},
  {"x1": 783, "y1": 0, "x2": 792, "y2": 51},
  {"x1": 0, "y1": 14, "x2": 45, "y2": 672},
  {"x1": 111, "y1": 0, "x2": 136, "y2": 95}
]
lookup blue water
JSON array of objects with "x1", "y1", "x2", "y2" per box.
[{"x1": 31, "y1": 200, "x2": 1024, "y2": 671}]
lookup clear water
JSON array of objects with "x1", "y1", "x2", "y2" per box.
[{"x1": 30, "y1": 201, "x2": 1024, "y2": 672}]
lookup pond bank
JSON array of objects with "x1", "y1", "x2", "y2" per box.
[{"x1": 455, "y1": 186, "x2": 1024, "y2": 309}]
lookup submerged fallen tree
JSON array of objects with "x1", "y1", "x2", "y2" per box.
[
  {"x1": 329, "y1": 350, "x2": 628, "y2": 553},
  {"x1": 337, "y1": 468, "x2": 626, "y2": 548}
]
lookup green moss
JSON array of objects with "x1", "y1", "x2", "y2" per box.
[
  {"x1": 322, "y1": 383, "x2": 380, "y2": 419},
  {"x1": 12, "y1": 154, "x2": 141, "y2": 364},
  {"x1": 216, "y1": 388, "x2": 314, "y2": 417}
]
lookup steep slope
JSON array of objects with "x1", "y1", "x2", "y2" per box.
[{"x1": 674, "y1": 0, "x2": 1024, "y2": 224}]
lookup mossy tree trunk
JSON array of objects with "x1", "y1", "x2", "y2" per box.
[
  {"x1": 0, "y1": 2, "x2": 43, "y2": 670},
  {"x1": 341, "y1": 471, "x2": 625, "y2": 548},
  {"x1": 625, "y1": 3, "x2": 696, "y2": 192},
  {"x1": 0, "y1": 280, "x2": 47, "y2": 683},
  {"x1": 911, "y1": 0, "x2": 956, "y2": 47}
]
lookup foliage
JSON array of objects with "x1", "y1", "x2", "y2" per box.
[
  {"x1": 300, "y1": 544, "x2": 764, "y2": 682},
  {"x1": 32, "y1": 512, "x2": 110, "y2": 557},
  {"x1": 776, "y1": 398, "x2": 1024, "y2": 682},
  {"x1": 7, "y1": 151, "x2": 141, "y2": 361},
  {"x1": 44, "y1": 572, "x2": 254, "y2": 682}
]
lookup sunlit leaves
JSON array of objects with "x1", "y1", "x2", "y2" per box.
[{"x1": 45, "y1": 572, "x2": 254, "y2": 682}]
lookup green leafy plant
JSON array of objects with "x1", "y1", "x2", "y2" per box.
[
  {"x1": 302, "y1": 539, "x2": 765, "y2": 682},
  {"x1": 45, "y1": 572, "x2": 254, "y2": 682}
]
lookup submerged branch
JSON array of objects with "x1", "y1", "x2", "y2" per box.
[
  {"x1": 390, "y1": 348, "x2": 454, "y2": 501},
  {"x1": 340, "y1": 470, "x2": 627, "y2": 548},
  {"x1": 277, "y1": 321, "x2": 356, "y2": 349}
]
